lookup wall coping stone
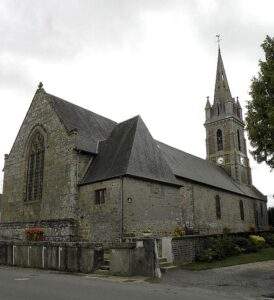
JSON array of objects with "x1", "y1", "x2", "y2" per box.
[{"x1": 172, "y1": 229, "x2": 274, "y2": 240}]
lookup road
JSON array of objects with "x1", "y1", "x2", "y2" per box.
[{"x1": 0, "y1": 266, "x2": 245, "y2": 300}]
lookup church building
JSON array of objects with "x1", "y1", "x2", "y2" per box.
[{"x1": 0, "y1": 48, "x2": 268, "y2": 242}]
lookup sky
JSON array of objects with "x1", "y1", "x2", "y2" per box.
[{"x1": 0, "y1": 0, "x2": 273, "y2": 206}]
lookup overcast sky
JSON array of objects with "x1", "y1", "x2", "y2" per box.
[{"x1": 0, "y1": 0, "x2": 273, "y2": 206}]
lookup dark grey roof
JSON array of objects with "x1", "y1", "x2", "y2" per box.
[
  {"x1": 81, "y1": 116, "x2": 180, "y2": 186},
  {"x1": 157, "y1": 141, "x2": 265, "y2": 200},
  {"x1": 44, "y1": 91, "x2": 264, "y2": 200},
  {"x1": 46, "y1": 93, "x2": 116, "y2": 153}
]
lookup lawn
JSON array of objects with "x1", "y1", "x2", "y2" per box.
[{"x1": 181, "y1": 247, "x2": 274, "y2": 271}]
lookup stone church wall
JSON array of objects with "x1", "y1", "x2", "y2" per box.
[
  {"x1": 177, "y1": 178, "x2": 268, "y2": 234},
  {"x1": 1, "y1": 92, "x2": 78, "y2": 223},
  {"x1": 78, "y1": 178, "x2": 123, "y2": 242},
  {"x1": 122, "y1": 177, "x2": 182, "y2": 238}
]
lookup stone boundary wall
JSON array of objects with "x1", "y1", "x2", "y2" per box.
[
  {"x1": 0, "y1": 219, "x2": 78, "y2": 242},
  {"x1": 172, "y1": 230, "x2": 274, "y2": 264},
  {"x1": 0, "y1": 239, "x2": 157, "y2": 277}
]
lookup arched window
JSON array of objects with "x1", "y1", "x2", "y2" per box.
[
  {"x1": 237, "y1": 129, "x2": 241, "y2": 151},
  {"x1": 215, "y1": 195, "x2": 221, "y2": 219},
  {"x1": 26, "y1": 131, "x2": 45, "y2": 201},
  {"x1": 217, "y1": 129, "x2": 223, "y2": 151},
  {"x1": 239, "y1": 200, "x2": 244, "y2": 220}
]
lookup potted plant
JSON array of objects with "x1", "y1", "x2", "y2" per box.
[{"x1": 25, "y1": 227, "x2": 44, "y2": 241}]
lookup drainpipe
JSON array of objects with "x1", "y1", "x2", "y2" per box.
[{"x1": 121, "y1": 176, "x2": 124, "y2": 241}]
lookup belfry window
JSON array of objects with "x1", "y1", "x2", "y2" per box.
[
  {"x1": 217, "y1": 129, "x2": 223, "y2": 151},
  {"x1": 26, "y1": 131, "x2": 45, "y2": 201}
]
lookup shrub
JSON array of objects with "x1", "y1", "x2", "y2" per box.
[
  {"x1": 260, "y1": 233, "x2": 274, "y2": 247},
  {"x1": 173, "y1": 227, "x2": 185, "y2": 237},
  {"x1": 198, "y1": 237, "x2": 241, "y2": 262},
  {"x1": 197, "y1": 249, "x2": 217, "y2": 262},
  {"x1": 223, "y1": 227, "x2": 231, "y2": 235},
  {"x1": 233, "y1": 236, "x2": 258, "y2": 253},
  {"x1": 249, "y1": 235, "x2": 265, "y2": 248}
]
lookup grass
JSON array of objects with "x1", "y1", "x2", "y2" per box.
[{"x1": 181, "y1": 247, "x2": 274, "y2": 271}]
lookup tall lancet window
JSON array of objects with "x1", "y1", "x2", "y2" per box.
[
  {"x1": 26, "y1": 131, "x2": 45, "y2": 201},
  {"x1": 217, "y1": 129, "x2": 223, "y2": 151},
  {"x1": 237, "y1": 129, "x2": 241, "y2": 151}
]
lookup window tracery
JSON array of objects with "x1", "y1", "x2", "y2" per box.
[{"x1": 26, "y1": 131, "x2": 45, "y2": 201}]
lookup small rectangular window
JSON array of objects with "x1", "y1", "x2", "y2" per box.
[
  {"x1": 95, "y1": 189, "x2": 106, "y2": 205},
  {"x1": 215, "y1": 195, "x2": 221, "y2": 219}
]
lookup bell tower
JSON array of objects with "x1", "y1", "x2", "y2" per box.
[{"x1": 204, "y1": 46, "x2": 252, "y2": 185}]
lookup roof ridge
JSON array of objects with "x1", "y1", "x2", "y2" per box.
[
  {"x1": 124, "y1": 116, "x2": 140, "y2": 175},
  {"x1": 157, "y1": 140, "x2": 212, "y2": 164},
  {"x1": 45, "y1": 92, "x2": 117, "y2": 124}
]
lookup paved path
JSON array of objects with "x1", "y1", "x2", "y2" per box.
[
  {"x1": 0, "y1": 266, "x2": 245, "y2": 300},
  {"x1": 162, "y1": 260, "x2": 274, "y2": 299}
]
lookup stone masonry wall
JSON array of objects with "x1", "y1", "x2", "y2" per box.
[
  {"x1": 0, "y1": 219, "x2": 77, "y2": 241},
  {"x1": 177, "y1": 178, "x2": 268, "y2": 234},
  {"x1": 1, "y1": 91, "x2": 78, "y2": 222},
  {"x1": 123, "y1": 177, "x2": 182, "y2": 238},
  {"x1": 78, "y1": 179, "x2": 122, "y2": 242}
]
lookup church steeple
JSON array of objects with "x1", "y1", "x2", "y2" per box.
[
  {"x1": 204, "y1": 44, "x2": 252, "y2": 186},
  {"x1": 214, "y1": 47, "x2": 232, "y2": 103}
]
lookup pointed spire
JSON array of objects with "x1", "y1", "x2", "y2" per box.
[
  {"x1": 205, "y1": 96, "x2": 211, "y2": 109},
  {"x1": 214, "y1": 47, "x2": 232, "y2": 103}
]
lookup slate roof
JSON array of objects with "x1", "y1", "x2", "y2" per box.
[
  {"x1": 81, "y1": 116, "x2": 180, "y2": 186},
  {"x1": 43, "y1": 91, "x2": 265, "y2": 200},
  {"x1": 157, "y1": 141, "x2": 265, "y2": 200},
  {"x1": 214, "y1": 47, "x2": 232, "y2": 103},
  {"x1": 46, "y1": 93, "x2": 116, "y2": 153}
]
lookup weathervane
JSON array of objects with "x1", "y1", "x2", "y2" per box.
[{"x1": 216, "y1": 34, "x2": 221, "y2": 48}]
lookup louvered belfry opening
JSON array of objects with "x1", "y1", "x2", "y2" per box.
[{"x1": 26, "y1": 131, "x2": 45, "y2": 201}]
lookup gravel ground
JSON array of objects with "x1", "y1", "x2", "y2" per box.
[{"x1": 161, "y1": 260, "x2": 274, "y2": 299}]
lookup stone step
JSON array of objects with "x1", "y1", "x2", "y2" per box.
[
  {"x1": 100, "y1": 265, "x2": 110, "y2": 271},
  {"x1": 160, "y1": 265, "x2": 177, "y2": 273},
  {"x1": 104, "y1": 253, "x2": 110, "y2": 259},
  {"x1": 159, "y1": 261, "x2": 174, "y2": 268},
  {"x1": 93, "y1": 269, "x2": 110, "y2": 276},
  {"x1": 158, "y1": 257, "x2": 167, "y2": 263},
  {"x1": 103, "y1": 259, "x2": 110, "y2": 266}
]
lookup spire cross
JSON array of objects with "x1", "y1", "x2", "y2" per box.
[{"x1": 216, "y1": 34, "x2": 221, "y2": 48}]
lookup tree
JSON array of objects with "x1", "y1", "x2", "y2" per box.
[{"x1": 246, "y1": 35, "x2": 274, "y2": 169}]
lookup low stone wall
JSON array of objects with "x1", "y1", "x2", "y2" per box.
[
  {"x1": 171, "y1": 230, "x2": 274, "y2": 264},
  {"x1": 0, "y1": 219, "x2": 78, "y2": 242},
  {"x1": 109, "y1": 239, "x2": 156, "y2": 277},
  {"x1": 0, "y1": 239, "x2": 157, "y2": 277},
  {"x1": 172, "y1": 235, "x2": 209, "y2": 263},
  {"x1": 0, "y1": 241, "x2": 99, "y2": 273}
]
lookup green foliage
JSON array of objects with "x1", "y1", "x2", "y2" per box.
[
  {"x1": 173, "y1": 227, "x2": 185, "y2": 237},
  {"x1": 249, "y1": 235, "x2": 266, "y2": 248},
  {"x1": 260, "y1": 233, "x2": 274, "y2": 247},
  {"x1": 197, "y1": 237, "x2": 241, "y2": 262},
  {"x1": 182, "y1": 248, "x2": 274, "y2": 271},
  {"x1": 223, "y1": 227, "x2": 231, "y2": 235},
  {"x1": 246, "y1": 35, "x2": 274, "y2": 169},
  {"x1": 233, "y1": 237, "x2": 258, "y2": 253}
]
